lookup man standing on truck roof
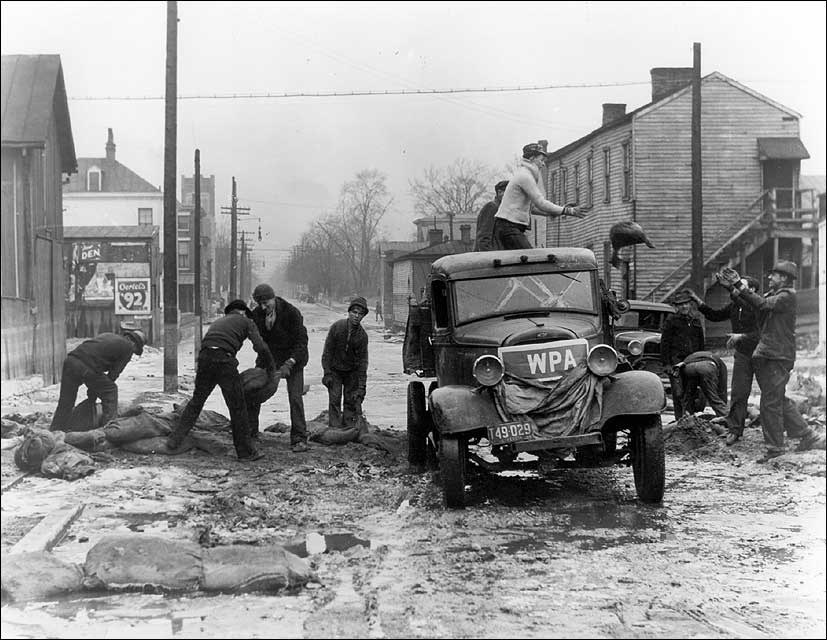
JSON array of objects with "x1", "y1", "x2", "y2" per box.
[
  {"x1": 475, "y1": 180, "x2": 508, "y2": 251},
  {"x1": 492, "y1": 142, "x2": 585, "y2": 250}
]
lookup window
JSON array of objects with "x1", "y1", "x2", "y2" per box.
[
  {"x1": 573, "y1": 163, "x2": 580, "y2": 205},
  {"x1": 603, "y1": 148, "x2": 611, "y2": 203},
  {"x1": 561, "y1": 168, "x2": 568, "y2": 204},
  {"x1": 138, "y1": 208, "x2": 153, "y2": 225},
  {"x1": 178, "y1": 213, "x2": 190, "y2": 232},
  {"x1": 586, "y1": 153, "x2": 594, "y2": 208},
  {"x1": 550, "y1": 171, "x2": 557, "y2": 202},
  {"x1": 622, "y1": 141, "x2": 632, "y2": 200},
  {"x1": 178, "y1": 240, "x2": 190, "y2": 269},
  {"x1": 87, "y1": 166, "x2": 101, "y2": 192}
]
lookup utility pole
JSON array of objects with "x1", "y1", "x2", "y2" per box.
[
  {"x1": 691, "y1": 42, "x2": 704, "y2": 294},
  {"x1": 193, "y1": 149, "x2": 201, "y2": 370},
  {"x1": 220, "y1": 177, "x2": 250, "y2": 301},
  {"x1": 163, "y1": 0, "x2": 178, "y2": 393}
]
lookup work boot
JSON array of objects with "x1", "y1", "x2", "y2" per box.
[
  {"x1": 756, "y1": 448, "x2": 783, "y2": 464},
  {"x1": 795, "y1": 430, "x2": 827, "y2": 452},
  {"x1": 725, "y1": 430, "x2": 741, "y2": 446},
  {"x1": 238, "y1": 448, "x2": 264, "y2": 462}
]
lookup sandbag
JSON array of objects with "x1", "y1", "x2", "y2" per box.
[
  {"x1": 310, "y1": 426, "x2": 360, "y2": 445},
  {"x1": 357, "y1": 431, "x2": 403, "y2": 455},
  {"x1": 84, "y1": 534, "x2": 203, "y2": 591},
  {"x1": 119, "y1": 435, "x2": 194, "y2": 455},
  {"x1": 201, "y1": 545, "x2": 314, "y2": 593},
  {"x1": 170, "y1": 404, "x2": 231, "y2": 431},
  {"x1": 104, "y1": 412, "x2": 174, "y2": 444},
  {"x1": 240, "y1": 367, "x2": 280, "y2": 404},
  {"x1": 63, "y1": 428, "x2": 110, "y2": 452},
  {"x1": 1, "y1": 551, "x2": 85, "y2": 601},
  {"x1": 40, "y1": 442, "x2": 97, "y2": 480},
  {"x1": 2, "y1": 418, "x2": 23, "y2": 438},
  {"x1": 14, "y1": 428, "x2": 62, "y2": 472}
]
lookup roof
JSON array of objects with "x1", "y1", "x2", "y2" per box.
[
  {"x1": 548, "y1": 71, "x2": 802, "y2": 160},
  {"x1": 757, "y1": 137, "x2": 810, "y2": 160},
  {"x1": 431, "y1": 247, "x2": 598, "y2": 279},
  {"x1": 63, "y1": 225, "x2": 159, "y2": 239},
  {"x1": 380, "y1": 240, "x2": 428, "y2": 257},
  {"x1": 1, "y1": 54, "x2": 76, "y2": 172},
  {"x1": 800, "y1": 175, "x2": 826, "y2": 194},
  {"x1": 64, "y1": 157, "x2": 161, "y2": 193}
]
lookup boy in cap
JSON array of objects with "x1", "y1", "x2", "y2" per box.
[
  {"x1": 168, "y1": 300, "x2": 275, "y2": 461},
  {"x1": 719, "y1": 262, "x2": 826, "y2": 460},
  {"x1": 474, "y1": 180, "x2": 508, "y2": 251},
  {"x1": 250, "y1": 283, "x2": 310, "y2": 452},
  {"x1": 660, "y1": 289, "x2": 705, "y2": 419},
  {"x1": 50, "y1": 329, "x2": 146, "y2": 431},
  {"x1": 322, "y1": 296, "x2": 370, "y2": 429},
  {"x1": 492, "y1": 142, "x2": 585, "y2": 250}
]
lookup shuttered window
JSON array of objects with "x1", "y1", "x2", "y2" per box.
[
  {"x1": 622, "y1": 141, "x2": 632, "y2": 201},
  {"x1": 603, "y1": 148, "x2": 611, "y2": 203},
  {"x1": 574, "y1": 163, "x2": 580, "y2": 205},
  {"x1": 586, "y1": 153, "x2": 594, "y2": 208}
]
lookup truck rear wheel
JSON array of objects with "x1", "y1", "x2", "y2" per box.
[
  {"x1": 631, "y1": 415, "x2": 665, "y2": 503},
  {"x1": 440, "y1": 436, "x2": 468, "y2": 509}
]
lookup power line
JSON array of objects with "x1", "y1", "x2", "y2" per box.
[{"x1": 68, "y1": 80, "x2": 649, "y2": 102}]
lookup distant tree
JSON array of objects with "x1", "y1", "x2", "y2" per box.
[{"x1": 409, "y1": 158, "x2": 497, "y2": 241}]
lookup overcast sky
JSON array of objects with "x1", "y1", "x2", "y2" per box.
[{"x1": 2, "y1": 1, "x2": 825, "y2": 249}]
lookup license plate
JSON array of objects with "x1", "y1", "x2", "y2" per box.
[{"x1": 487, "y1": 421, "x2": 534, "y2": 445}]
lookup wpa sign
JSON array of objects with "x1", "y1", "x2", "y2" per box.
[
  {"x1": 114, "y1": 277, "x2": 151, "y2": 315},
  {"x1": 498, "y1": 338, "x2": 588, "y2": 382}
]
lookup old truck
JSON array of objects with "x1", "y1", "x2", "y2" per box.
[{"x1": 403, "y1": 247, "x2": 666, "y2": 508}]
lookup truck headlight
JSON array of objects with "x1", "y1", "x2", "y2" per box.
[
  {"x1": 587, "y1": 345, "x2": 618, "y2": 376},
  {"x1": 473, "y1": 355, "x2": 504, "y2": 386},
  {"x1": 627, "y1": 339, "x2": 643, "y2": 356}
]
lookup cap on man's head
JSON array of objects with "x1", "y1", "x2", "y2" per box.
[
  {"x1": 671, "y1": 290, "x2": 693, "y2": 305},
  {"x1": 495, "y1": 180, "x2": 509, "y2": 192},
  {"x1": 123, "y1": 329, "x2": 146, "y2": 356},
  {"x1": 522, "y1": 143, "x2": 548, "y2": 160},
  {"x1": 770, "y1": 260, "x2": 797, "y2": 280},
  {"x1": 225, "y1": 299, "x2": 252, "y2": 317},
  {"x1": 252, "y1": 283, "x2": 276, "y2": 302},
  {"x1": 348, "y1": 296, "x2": 369, "y2": 315}
]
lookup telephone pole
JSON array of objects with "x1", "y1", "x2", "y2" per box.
[
  {"x1": 163, "y1": 0, "x2": 178, "y2": 393},
  {"x1": 220, "y1": 177, "x2": 250, "y2": 300},
  {"x1": 193, "y1": 149, "x2": 202, "y2": 369},
  {"x1": 691, "y1": 42, "x2": 704, "y2": 294}
]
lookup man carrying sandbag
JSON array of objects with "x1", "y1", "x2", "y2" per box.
[
  {"x1": 322, "y1": 296, "x2": 369, "y2": 430},
  {"x1": 50, "y1": 329, "x2": 146, "y2": 431},
  {"x1": 168, "y1": 300, "x2": 275, "y2": 461}
]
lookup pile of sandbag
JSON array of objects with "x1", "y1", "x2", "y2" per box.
[
  {"x1": 13, "y1": 429, "x2": 96, "y2": 481},
  {"x1": 306, "y1": 411, "x2": 403, "y2": 455},
  {"x1": 1, "y1": 533, "x2": 314, "y2": 602}
]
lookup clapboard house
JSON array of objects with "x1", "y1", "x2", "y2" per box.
[
  {"x1": 1, "y1": 54, "x2": 77, "y2": 383},
  {"x1": 544, "y1": 67, "x2": 819, "y2": 304}
]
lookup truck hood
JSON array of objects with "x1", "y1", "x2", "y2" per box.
[{"x1": 453, "y1": 314, "x2": 600, "y2": 347}]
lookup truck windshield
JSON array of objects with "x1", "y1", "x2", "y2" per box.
[{"x1": 453, "y1": 271, "x2": 596, "y2": 324}]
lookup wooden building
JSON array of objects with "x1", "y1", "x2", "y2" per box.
[
  {"x1": 1, "y1": 54, "x2": 76, "y2": 383},
  {"x1": 544, "y1": 68, "x2": 819, "y2": 304}
]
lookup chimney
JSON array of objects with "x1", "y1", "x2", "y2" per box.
[
  {"x1": 538, "y1": 139, "x2": 549, "y2": 153},
  {"x1": 428, "y1": 228, "x2": 443, "y2": 246},
  {"x1": 602, "y1": 103, "x2": 627, "y2": 126},
  {"x1": 105, "y1": 128, "x2": 116, "y2": 162},
  {"x1": 459, "y1": 224, "x2": 471, "y2": 243},
  {"x1": 650, "y1": 67, "x2": 694, "y2": 103}
]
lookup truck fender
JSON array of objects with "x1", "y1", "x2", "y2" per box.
[
  {"x1": 599, "y1": 370, "x2": 666, "y2": 428},
  {"x1": 429, "y1": 385, "x2": 500, "y2": 436}
]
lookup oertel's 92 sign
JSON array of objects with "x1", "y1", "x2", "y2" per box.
[{"x1": 115, "y1": 278, "x2": 151, "y2": 315}]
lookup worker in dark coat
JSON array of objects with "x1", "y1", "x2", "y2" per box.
[
  {"x1": 677, "y1": 351, "x2": 729, "y2": 417},
  {"x1": 322, "y1": 296, "x2": 369, "y2": 429},
  {"x1": 50, "y1": 329, "x2": 146, "y2": 431},
  {"x1": 250, "y1": 284, "x2": 310, "y2": 452},
  {"x1": 687, "y1": 277, "x2": 761, "y2": 444},
  {"x1": 168, "y1": 300, "x2": 275, "y2": 461},
  {"x1": 720, "y1": 262, "x2": 826, "y2": 461},
  {"x1": 474, "y1": 180, "x2": 508, "y2": 251},
  {"x1": 660, "y1": 289, "x2": 705, "y2": 419}
]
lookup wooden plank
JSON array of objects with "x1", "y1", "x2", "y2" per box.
[
  {"x1": 0, "y1": 471, "x2": 30, "y2": 493},
  {"x1": 9, "y1": 504, "x2": 84, "y2": 555}
]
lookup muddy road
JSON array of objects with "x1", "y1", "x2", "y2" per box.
[{"x1": 1, "y1": 300, "x2": 825, "y2": 638}]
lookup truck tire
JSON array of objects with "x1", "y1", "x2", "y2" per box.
[
  {"x1": 440, "y1": 436, "x2": 468, "y2": 509},
  {"x1": 631, "y1": 415, "x2": 665, "y2": 503},
  {"x1": 407, "y1": 381, "x2": 428, "y2": 468}
]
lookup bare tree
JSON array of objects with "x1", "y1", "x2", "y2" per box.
[{"x1": 409, "y1": 158, "x2": 497, "y2": 241}]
